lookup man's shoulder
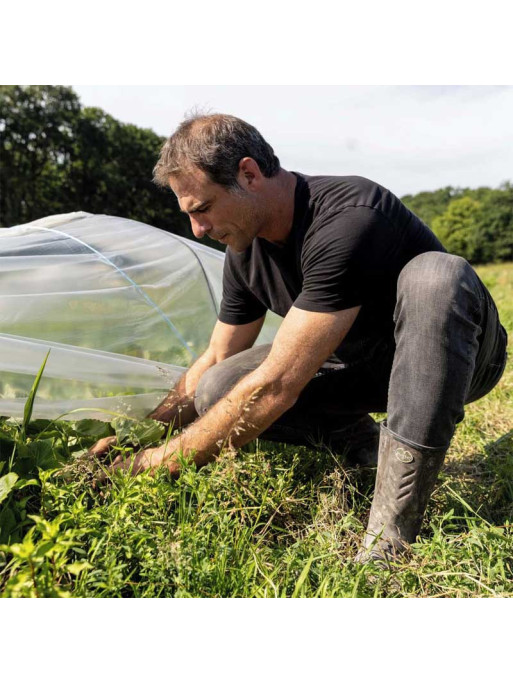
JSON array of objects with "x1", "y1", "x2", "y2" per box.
[
  {"x1": 299, "y1": 172, "x2": 378, "y2": 189},
  {"x1": 296, "y1": 172, "x2": 396, "y2": 211},
  {"x1": 293, "y1": 173, "x2": 405, "y2": 227}
]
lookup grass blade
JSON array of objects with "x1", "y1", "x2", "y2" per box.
[
  {"x1": 292, "y1": 555, "x2": 315, "y2": 597},
  {"x1": 22, "y1": 349, "x2": 51, "y2": 439}
]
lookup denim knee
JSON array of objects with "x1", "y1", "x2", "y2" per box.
[
  {"x1": 395, "y1": 252, "x2": 482, "y2": 329},
  {"x1": 194, "y1": 363, "x2": 239, "y2": 416},
  {"x1": 194, "y1": 344, "x2": 272, "y2": 416}
]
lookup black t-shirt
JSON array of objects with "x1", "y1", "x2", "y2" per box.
[{"x1": 219, "y1": 173, "x2": 446, "y2": 362}]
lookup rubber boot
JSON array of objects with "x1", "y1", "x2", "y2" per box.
[{"x1": 355, "y1": 422, "x2": 447, "y2": 564}]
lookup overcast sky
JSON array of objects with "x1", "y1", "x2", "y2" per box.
[{"x1": 72, "y1": 85, "x2": 513, "y2": 197}]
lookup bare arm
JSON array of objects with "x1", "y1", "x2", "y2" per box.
[
  {"x1": 87, "y1": 316, "x2": 265, "y2": 458},
  {"x1": 149, "y1": 316, "x2": 266, "y2": 427},
  {"x1": 115, "y1": 305, "x2": 360, "y2": 475}
]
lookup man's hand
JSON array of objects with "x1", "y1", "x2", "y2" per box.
[
  {"x1": 86, "y1": 318, "x2": 264, "y2": 469},
  {"x1": 87, "y1": 436, "x2": 170, "y2": 484},
  {"x1": 109, "y1": 445, "x2": 168, "y2": 476},
  {"x1": 86, "y1": 435, "x2": 118, "y2": 458},
  {"x1": 91, "y1": 306, "x2": 360, "y2": 483},
  {"x1": 87, "y1": 431, "x2": 184, "y2": 484},
  {"x1": 95, "y1": 439, "x2": 183, "y2": 484}
]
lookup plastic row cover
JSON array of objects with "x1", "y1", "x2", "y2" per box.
[{"x1": 0, "y1": 212, "x2": 281, "y2": 421}]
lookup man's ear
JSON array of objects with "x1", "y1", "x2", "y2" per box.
[{"x1": 237, "y1": 157, "x2": 263, "y2": 191}]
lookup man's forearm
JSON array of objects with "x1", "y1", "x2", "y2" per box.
[
  {"x1": 117, "y1": 307, "x2": 360, "y2": 478},
  {"x1": 159, "y1": 366, "x2": 296, "y2": 472},
  {"x1": 148, "y1": 348, "x2": 218, "y2": 427},
  {"x1": 148, "y1": 373, "x2": 197, "y2": 427}
]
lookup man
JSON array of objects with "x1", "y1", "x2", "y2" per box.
[{"x1": 90, "y1": 113, "x2": 508, "y2": 564}]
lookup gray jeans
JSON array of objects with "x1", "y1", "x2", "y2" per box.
[{"x1": 195, "y1": 253, "x2": 508, "y2": 450}]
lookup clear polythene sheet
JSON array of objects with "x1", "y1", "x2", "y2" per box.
[{"x1": 0, "y1": 212, "x2": 281, "y2": 421}]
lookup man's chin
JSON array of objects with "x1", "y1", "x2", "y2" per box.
[
  {"x1": 227, "y1": 236, "x2": 255, "y2": 253},
  {"x1": 229, "y1": 242, "x2": 251, "y2": 254}
]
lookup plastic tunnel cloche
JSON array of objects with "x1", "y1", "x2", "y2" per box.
[{"x1": 0, "y1": 212, "x2": 281, "y2": 421}]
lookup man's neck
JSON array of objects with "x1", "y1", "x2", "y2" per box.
[{"x1": 258, "y1": 169, "x2": 297, "y2": 246}]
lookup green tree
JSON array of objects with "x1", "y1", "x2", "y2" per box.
[
  {"x1": 432, "y1": 196, "x2": 483, "y2": 261},
  {"x1": 67, "y1": 108, "x2": 190, "y2": 239},
  {"x1": 473, "y1": 183, "x2": 513, "y2": 263},
  {"x1": 0, "y1": 85, "x2": 80, "y2": 225},
  {"x1": 0, "y1": 86, "x2": 194, "y2": 245},
  {"x1": 401, "y1": 187, "x2": 459, "y2": 228}
]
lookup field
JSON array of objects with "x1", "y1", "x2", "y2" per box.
[{"x1": 0, "y1": 262, "x2": 512, "y2": 598}]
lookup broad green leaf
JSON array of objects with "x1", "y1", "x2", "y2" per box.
[
  {"x1": 33, "y1": 540, "x2": 56, "y2": 559},
  {"x1": 112, "y1": 418, "x2": 165, "y2": 447},
  {"x1": 132, "y1": 419, "x2": 165, "y2": 445},
  {"x1": 26, "y1": 419, "x2": 52, "y2": 435},
  {"x1": 112, "y1": 417, "x2": 135, "y2": 443},
  {"x1": 20, "y1": 439, "x2": 60, "y2": 471},
  {"x1": 11, "y1": 537, "x2": 35, "y2": 560},
  {"x1": 0, "y1": 427, "x2": 15, "y2": 444},
  {"x1": 20, "y1": 440, "x2": 53, "y2": 459},
  {"x1": 0, "y1": 506, "x2": 17, "y2": 544},
  {"x1": 0, "y1": 472, "x2": 19, "y2": 505},
  {"x1": 73, "y1": 419, "x2": 112, "y2": 439},
  {"x1": 13, "y1": 478, "x2": 39, "y2": 490},
  {"x1": 0, "y1": 431, "x2": 15, "y2": 460},
  {"x1": 67, "y1": 561, "x2": 93, "y2": 575}
]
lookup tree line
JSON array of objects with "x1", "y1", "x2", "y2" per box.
[
  {"x1": 0, "y1": 85, "x2": 199, "y2": 246},
  {"x1": 1, "y1": 85, "x2": 511, "y2": 263},
  {"x1": 402, "y1": 185, "x2": 512, "y2": 263}
]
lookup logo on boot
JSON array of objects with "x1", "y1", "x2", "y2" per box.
[{"x1": 395, "y1": 447, "x2": 414, "y2": 463}]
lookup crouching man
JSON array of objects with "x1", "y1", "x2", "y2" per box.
[{"x1": 90, "y1": 114, "x2": 508, "y2": 564}]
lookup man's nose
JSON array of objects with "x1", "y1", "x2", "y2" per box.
[{"x1": 190, "y1": 215, "x2": 212, "y2": 239}]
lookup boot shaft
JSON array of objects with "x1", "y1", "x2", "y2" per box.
[{"x1": 363, "y1": 423, "x2": 447, "y2": 554}]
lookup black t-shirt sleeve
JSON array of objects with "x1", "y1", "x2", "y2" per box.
[
  {"x1": 294, "y1": 206, "x2": 390, "y2": 313},
  {"x1": 218, "y1": 250, "x2": 268, "y2": 325}
]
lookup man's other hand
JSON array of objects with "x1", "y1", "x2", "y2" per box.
[
  {"x1": 94, "y1": 443, "x2": 181, "y2": 485},
  {"x1": 108, "y1": 445, "x2": 166, "y2": 476},
  {"x1": 86, "y1": 435, "x2": 118, "y2": 458}
]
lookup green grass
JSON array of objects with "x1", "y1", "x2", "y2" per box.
[{"x1": 1, "y1": 263, "x2": 512, "y2": 597}]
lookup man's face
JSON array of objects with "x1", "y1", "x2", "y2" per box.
[{"x1": 169, "y1": 166, "x2": 265, "y2": 253}]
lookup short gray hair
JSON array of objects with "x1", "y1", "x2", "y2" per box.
[{"x1": 153, "y1": 113, "x2": 280, "y2": 189}]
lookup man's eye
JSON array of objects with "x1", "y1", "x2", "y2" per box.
[{"x1": 196, "y1": 207, "x2": 209, "y2": 214}]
